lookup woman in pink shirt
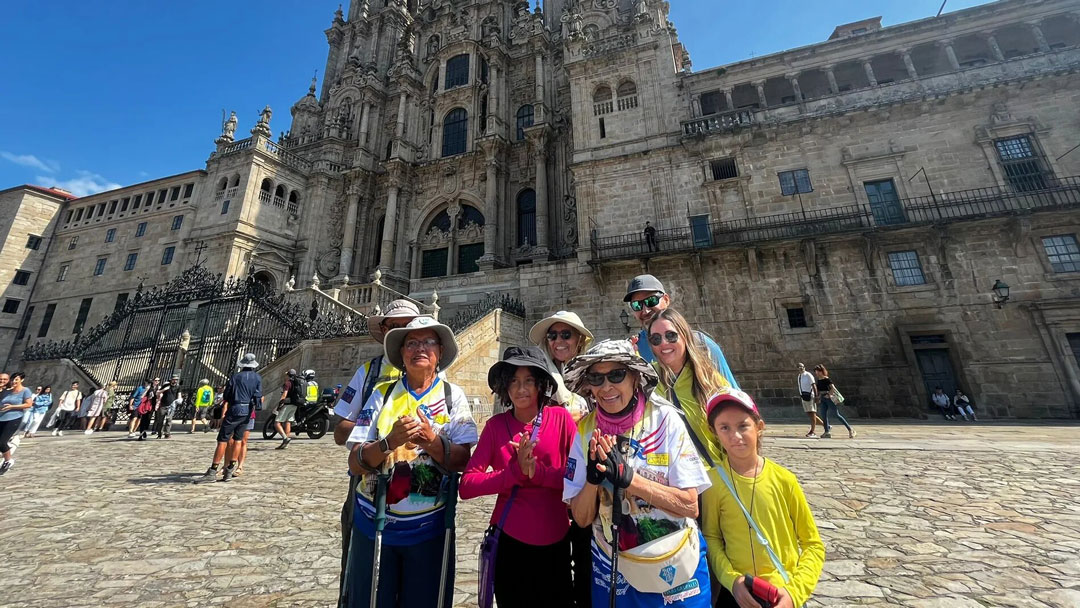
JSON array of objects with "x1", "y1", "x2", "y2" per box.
[{"x1": 460, "y1": 346, "x2": 577, "y2": 607}]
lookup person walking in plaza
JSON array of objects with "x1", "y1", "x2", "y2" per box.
[
  {"x1": 623, "y1": 274, "x2": 739, "y2": 388},
  {"x1": 16, "y1": 385, "x2": 40, "y2": 436},
  {"x1": 528, "y1": 310, "x2": 594, "y2": 607},
  {"x1": 82, "y1": 383, "x2": 110, "y2": 435},
  {"x1": 274, "y1": 369, "x2": 305, "y2": 449},
  {"x1": 342, "y1": 316, "x2": 478, "y2": 608},
  {"x1": 0, "y1": 373, "x2": 34, "y2": 475},
  {"x1": 954, "y1": 389, "x2": 977, "y2": 421},
  {"x1": 137, "y1": 377, "x2": 161, "y2": 441},
  {"x1": 562, "y1": 339, "x2": 713, "y2": 607},
  {"x1": 649, "y1": 308, "x2": 730, "y2": 467},
  {"x1": 797, "y1": 363, "x2": 823, "y2": 438},
  {"x1": 127, "y1": 380, "x2": 150, "y2": 438},
  {"x1": 158, "y1": 376, "x2": 182, "y2": 439},
  {"x1": 21, "y1": 386, "x2": 51, "y2": 439},
  {"x1": 460, "y1": 346, "x2": 577, "y2": 607},
  {"x1": 701, "y1": 389, "x2": 825, "y2": 608},
  {"x1": 813, "y1": 365, "x2": 854, "y2": 439},
  {"x1": 932, "y1": 386, "x2": 954, "y2": 420},
  {"x1": 191, "y1": 379, "x2": 215, "y2": 433},
  {"x1": 195, "y1": 354, "x2": 263, "y2": 483},
  {"x1": 94, "y1": 381, "x2": 118, "y2": 431},
  {"x1": 50, "y1": 381, "x2": 82, "y2": 436}
]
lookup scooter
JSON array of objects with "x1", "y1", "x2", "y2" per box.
[{"x1": 262, "y1": 394, "x2": 332, "y2": 440}]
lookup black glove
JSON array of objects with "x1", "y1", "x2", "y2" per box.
[
  {"x1": 586, "y1": 451, "x2": 606, "y2": 485},
  {"x1": 605, "y1": 437, "x2": 635, "y2": 490}
]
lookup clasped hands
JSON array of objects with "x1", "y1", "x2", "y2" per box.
[
  {"x1": 586, "y1": 429, "x2": 634, "y2": 489},
  {"x1": 385, "y1": 412, "x2": 438, "y2": 452}
]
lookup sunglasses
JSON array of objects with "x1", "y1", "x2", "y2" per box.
[
  {"x1": 628, "y1": 294, "x2": 663, "y2": 312},
  {"x1": 648, "y1": 331, "x2": 680, "y2": 346},
  {"x1": 546, "y1": 329, "x2": 576, "y2": 341},
  {"x1": 584, "y1": 368, "x2": 629, "y2": 386}
]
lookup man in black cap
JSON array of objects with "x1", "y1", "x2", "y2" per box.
[{"x1": 623, "y1": 274, "x2": 739, "y2": 388}]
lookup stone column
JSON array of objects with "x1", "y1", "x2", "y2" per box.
[
  {"x1": 690, "y1": 95, "x2": 702, "y2": 117},
  {"x1": 985, "y1": 33, "x2": 1005, "y2": 62},
  {"x1": 940, "y1": 40, "x2": 961, "y2": 71},
  {"x1": 1030, "y1": 23, "x2": 1051, "y2": 53},
  {"x1": 901, "y1": 50, "x2": 919, "y2": 80},
  {"x1": 411, "y1": 242, "x2": 421, "y2": 279},
  {"x1": 862, "y1": 60, "x2": 878, "y2": 86},
  {"x1": 534, "y1": 53, "x2": 546, "y2": 122},
  {"x1": 359, "y1": 103, "x2": 371, "y2": 147},
  {"x1": 787, "y1": 74, "x2": 802, "y2": 102},
  {"x1": 754, "y1": 81, "x2": 767, "y2": 108},
  {"x1": 532, "y1": 129, "x2": 550, "y2": 251},
  {"x1": 723, "y1": 89, "x2": 734, "y2": 111},
  {"x1": 824, "y1": 66, "x2": 839, "y2": 94},
  {"x1": 379, "y1": 177, "x2": 401, "y2": 273},
  {"x1": 337, "y1": 193, "x2": 361, "y2": 280},
  {"x1": 483, "y1": 158, "x2": 499, "y2": 261},
  {"x1": 395, "y1": 93, "x2": 407, "y2": 138},
  {"x1": 489, "y1": 65, "x2": 501, "y2": 132}
]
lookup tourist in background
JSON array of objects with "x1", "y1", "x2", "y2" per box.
[
  {"x1": 460, "y1": 346, "x2": 577, "y2": 607},
  {"x1": 954, "y1": 389, "x2": 977, "y2": 421},
  {"x1": 82, "y1": 383, "x2": 110, "y2": 435},
  {"x1": 813, "y1": 365, "x2": 855, "y2": 439},
  {"x1": 701, "y1": 390, "x2": 824, "y2": 608},
  {"x1": 797, "y1": 363, "x2": 820, "y2": 437},
  {"x1": 623, "y1": 274, "x2": 739, "y2": 388},
  {"x1": 0, "y1": 373, "x2": 34, "y2": 475},
  {"x1": 649, "y1": 308, "x2": 730, "y2": 467},
  {"x1": 158, "y1": 376, "x2": 182, "y2": 439},
  {"x1": 195, "y1": 354, "x2": 263, "y2": 483},
  {"x1": 22, "y1": 386, "x2": 51, "y2": 438},
  {"x1": 95, "y1": 380, "x2": 118, "y2": 431},
  {"x1": 191, "y1": 379, "x2": 215, "y2": 433},
  {"x1": 274, "y1": 369, "x2": 302, "y2": 450},
  {"x1": 50, "y1": 381, "x2": 82, "y2": 436},
  {"x1": 137, "y1": 377, "x2": 161, "y2": 441},
  {"x1": 932, "y1": 386, "x2": 954, "y2": 420},
  {"x1": 343, "y1": 316, "x2": 477, "y2": 608},
  {"x1": 127, "y1": 380, "x2": 150, "y2": 438}
]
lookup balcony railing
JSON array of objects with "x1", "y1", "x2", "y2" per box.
[
  {"x1": 682, "y1": 109, "x2": 754, "y2": 135},
  {"x1": 590, "y1": 176, "x2": 1080, "y2": 262}
]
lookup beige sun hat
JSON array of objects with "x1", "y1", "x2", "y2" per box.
[
  {"x1": 383, "y1": 316, "x2": 459, "y2": 371},
  {"x1": 528, "y1": 311, "x2": 594, "y2": 350},
  {"x1": 368, "y1": 299, "x2": 424, "y2": 343}
]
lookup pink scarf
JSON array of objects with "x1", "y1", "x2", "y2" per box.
[{"x1": 596, "y1": 391, "x2": 646, "y2": 435}]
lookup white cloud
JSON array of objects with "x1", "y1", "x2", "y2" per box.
[
  {"x1": 35, "y1": 170, "x2": 123, "y2": 197},
  {"x1": 2, "y1": 150, "x2": 59, "y2": 173}
]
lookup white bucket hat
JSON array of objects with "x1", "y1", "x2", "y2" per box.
[
  {"x1": 368, "y1": 299, "x2": 424, "y2": 343},
  {"x1": 383, "y1": 316, "x2": 459, "y2": 371},
  {"x1": 237, "y1": 353, "x2": 259, "y2": 369},
  {"x1": 528, "y1": 311, "x2": 594, "y2": 350}
]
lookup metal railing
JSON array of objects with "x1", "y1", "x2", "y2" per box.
[{"x1": 591, "y1": 176, "x2": 1080, "y2": 261}]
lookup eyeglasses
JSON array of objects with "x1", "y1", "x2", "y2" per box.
[
  {"x1": 628, "y1": 294, "x2": 663, "y2": 312},
  {"x1": 404, "y1": 338, "x2": 441, "y2": 351},
  {"x1": 648, "y1": 331, "x2": 680, "y2": 346},
  {"x1": 546, "y1": 329, "x2": 575, "y2": 341},
  {"x1": 584, "y1": 368, "x2": 629, "y2": 386}
]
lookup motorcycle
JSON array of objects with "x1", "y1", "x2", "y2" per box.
[{"x1": 262, "y1": 394, "x2": 332, "y2": 440}]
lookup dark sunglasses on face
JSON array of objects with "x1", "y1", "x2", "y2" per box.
[
  {"x1": 546, "y1": 329, "x2": 575, "y2": 341},
  {"x1": 648, "y1": 331, "x2": 680, "y2": 346},
  {"x1": 584, "y1": 368, "x2": 629, "y2": 386},
  {"x1": 628, "y1": 294, "x2": 663, "y2": 312}
]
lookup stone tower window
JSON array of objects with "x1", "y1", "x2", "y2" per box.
[
  {"x1": 516, "y1": 105, "x2": 534, "y2": 141},
  {"x1": 442, "y1": 108, "x2": 468, "y2": 157},
  {"x1": 445, "y1": 54, "x2": 470, "y2": 89},
  {"x1": 517, "y1": 189, "x2": 537, "y2": 246}
]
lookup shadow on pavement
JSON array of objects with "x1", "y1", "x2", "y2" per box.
[{"x1": 127, "y1": 472, "x2": 202, "y2": 485}]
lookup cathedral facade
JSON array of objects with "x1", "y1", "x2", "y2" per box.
[{"x1": 7, "y1": 0, "x2": 1080, "y2": 418}]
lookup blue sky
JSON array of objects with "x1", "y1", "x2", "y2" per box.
[{"x1": 0, "y1": 0, "x2": 992, "y2": 196}]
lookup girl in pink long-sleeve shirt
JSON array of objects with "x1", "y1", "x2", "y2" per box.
[{"x1": 460, "y1": 346, "x2": 577, "y2": 608}]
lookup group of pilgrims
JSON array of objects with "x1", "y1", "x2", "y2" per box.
[{"x1": 331, "y1": 274, "x2": 825, "y2": 608}]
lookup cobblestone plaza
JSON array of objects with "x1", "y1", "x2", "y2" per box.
[{"x1": 2, "y1": 423, "x2": 1078, "y2": 607}]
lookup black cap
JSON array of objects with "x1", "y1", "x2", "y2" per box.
[
  {"x1": 487, "y1": 346, "x2": 558, "y2": 392},
  {"x1": 623, "y1": 274, "x2": 666, "y2": 302}
]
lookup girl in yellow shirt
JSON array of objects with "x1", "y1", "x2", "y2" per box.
[{"x1": 701, "y1": 389, "x2": 824, "y2": 608}]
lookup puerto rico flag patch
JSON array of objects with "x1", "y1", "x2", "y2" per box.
[
  {"x1": 565, "y1": 457, "x2": 577, "y2": 481},
  {"x1": 341, "y1": 385, "x2": 357, "y2": 404},
  {"x1": 356, "y1": 409, "x2": 373, "y2": 426}
]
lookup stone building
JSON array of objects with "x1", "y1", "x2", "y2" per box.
[{"x1": 7, "y1": 0, "x2": 1080, "y2": 419}]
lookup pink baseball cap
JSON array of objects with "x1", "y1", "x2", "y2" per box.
[{"x1": 705, "y1": 389, "x2": 760, "y2": 420}]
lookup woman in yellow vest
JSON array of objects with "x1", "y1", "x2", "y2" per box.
[{"x1": 191, "y1": 379, "x2": 215, "y2": 433}]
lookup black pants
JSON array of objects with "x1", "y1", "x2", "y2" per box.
[
  {"x1": 139, "y1": 410, "x2": 154, "y2": 434},
  {"x1": 56, "y1": 410, "x2": 78, "y2": 430},
  {"x1": 494, "y1": 530, "x2": 572, "y2": 608},
  {"x1": 569, "y1": 521, "x2": 592, "y2": 608},
  {"x1": 0, "y1": 418, "x2": 21, "y2": 453},
  {"x1": 338, "y1": 475, "x2": 360, "y2": 607}
]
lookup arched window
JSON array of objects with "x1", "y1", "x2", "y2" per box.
[
  {"x1": 458, "y1": 205, "x2": 485, "y2": 228},
  {"x1": 259, "y1": 179, "x2": 273, "y2": 204},
  {"x1": 386, "y1": 140, "x2": 394, "y2": 161},
  {"x1": 260, "y1": 179, "x2": 273, "y2": 192},
  {"x1": 445, "y1": 54, "x2": 470, "y2": 89},
  {"x1": 217, "y1": 177, "x2": 228, "y2": 192},
  {"x1": 229, "y1": 174, "x2": 240, "y2": 188},
  {"x1": 287, "y1": 191, "x2": 300, "y2": 215},
  {"x1": 372, "y1": 215, "x2": 385, "y2": 267},
  {"x1": 516, "y1": 189, "x2": 536, "y2": 246},
  {"x1": 617, "y1": 80, "x2": 637, "y2": 97},
  {"x1": 442, "y1": 108, "x2": 468, "y2": 157},
  {"x1": 594, "y1": 86, "x2": 613, "y2": 102},
  {"x1": 516, "y1": 105, "x2": 534, "y2": 141}
]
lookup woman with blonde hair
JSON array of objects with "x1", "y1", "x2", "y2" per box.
[{"x1": 647, "y1": 308, "x2": 730, "y2": 467}]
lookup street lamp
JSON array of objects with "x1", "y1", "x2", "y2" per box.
[
  {"x1": 619, "y1": 309, "x2": 631, "y2": 333},
  {"x1": 991, "y1": 279, "x2": 1010, "y2": 308}
]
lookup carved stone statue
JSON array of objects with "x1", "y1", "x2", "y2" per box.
[
  {"x1": 311, "y1": 273, "x2": 321, "y2": 289},
  {"x1": 251, "y1": 105, "x2": 273, "y2": 138},
  {"x1": 285, "y1": 275, "x2": 296, "y2": 291},
  {"x1": 216, "y1": 111, "x2": 238, "y2": 145}
]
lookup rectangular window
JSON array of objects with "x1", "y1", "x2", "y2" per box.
[
  {"x1": 84, "y1": 206, "x2": 94, "y2": 220},
  {"x1": 786, "y1": 307, "x2": 808, "y2": 329},
  {"x1": 56, "y1": 264, "x2": 69, "y2": 282},
  {"x1": 121, "y1": 197, "x2": 130, "y2": 212},
  {"x1": 105, "y1": 228, "x2": 116, "y2": 243},
  {"x1": 1042, "y1": 235, "x2": 1080, "y2": 273},
  {"x1": 75, "y1": 208, "x2": 84, "y2": 221},
  {"x1": 114, "y1": 292, "x2": 129, "y2": 312},
  {"x1": 888, "y1": 250, "x2": 927, "y2": 286},
  {"x1": 221, "y1": 200, "x2": 230, "y2": 215},
  {"x1": 73, "y1": 298, "x2": 93, "y2": 333},
  {"x1": 95, "y1": 203, "x2": 106, "y2": 217},
  {"x1": 700, "y1": 91, "x2": 722, "y2": 116},
  {"x1": 68, "y1": 236, "x2": 79, "y2": 250},
  {"x1": 779, "y1": 169, "x2": 813, "y2": 196},
  {"x1": 108, "y1": 200, "x2": 118, "y2": 214},
  {"x1": 161, "y1": 246, "x2": 175, "y2": 265},
  {"x1": 995, "y1": 135, "x2": 1049, "y2": 192},
  {"x1": 133, "y1": 194, "x2": 142, "y2": 209},
  {"x1": 183, "y1": 183, "x2": 194, "y2": 198},
  {"x1": 445, "y1": 54, "x2": 470, "y2": 89},
  {"x1": 157, "y1": 189, "x2": 168, "y2": 203},
  {"x1": 170, "y1": 186, "x2": 181, "y2": 201},
  {"x1": 690, "y1": 215, "x2": 712, "y2": 248},
  {"x1": 25, "y1": 235, "x2": 42, "y2": 250},
  {"x1": 136, "y1": 222, "x2": 147, "y2": 237},
  {"x1": 171, "y1": 215, "x2": 183, "y2": 230},
  {"x1": 598, "y1": 117, "x2": 607, "y2": 139},
  {"x1": 124, "y1": 253, "x2": 138, "y2": 271},
  {"x1": 15, "y1": 305, "x2": 34, "y2": 340},
  {"x1": 94, "y1": 257, "x2": 107, "y2": 276},
  {"x1": 37, "y1": 303, "x2": 56, "y2": 337},
  {"x1": 710, "y1": 158, "x2": 739, "y2": 181},
  {"x1": 457, "y1": 243, "x2": 485, "y2": 275},
  {"x1": 64, "y1": 210, "x2": 74, "y2": 223},
  {"x1": 421, "y1": 248, "x2": 449, "y2": 278},
  {"x1": 2, "y1": 299, "x2": 20, "y2": 314},
  {"x1": 13, "y1": 270, "x2": 31, "y2": 286}
]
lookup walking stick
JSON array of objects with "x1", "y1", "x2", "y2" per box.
[
  {"x1": 436, "y1": 472, "x2": 460, "y2": 608},
  {"x1": 367, "y1": 473, "x2": 390, "y2": 608},
  {"x1": 609, "y1": 435, "x2": 630, "y2": 608}
]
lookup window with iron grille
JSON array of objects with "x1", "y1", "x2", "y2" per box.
[
  {"x1": 445, "y1": 54, "x2": 470, "y2": 89},
  {"x1": 1042, "y1": 235, "x2": 1080, "y2": 273},
  {"x1": 442, "y1": 108, "x2": 468, "y2": 157},
  {"x1": 73, "y1": 298, "x2": 93, "y2": 333},
  {"x1": 421, "y1": 248, "x2": 449, "y2": 278},
  {"x1": 105, "y1": 228, "x2": 116, "y2": 243},
  {"x1": 13, "y1": 270, "x2": 31, "y2": 286},
  {"x1": 994, "y1": 135, "x2": 1049, "y2": 192},
  {"x1": 93, "y1": 258, "x2": 107, "y2": 276},
  {"x1": 161, "y1": 246, "x2": 175, "y2": 265},
  {"x1": 779, "y1": 169, "x2": 813, "y2": 195},
  {"x1": 710, "y1": 158, "x2": 738, "y2": 181},
  {"x1": 786, "y1": 307, "x2": 808, "y2": 329},
  {"x1": 3, "y1": 299, "x2": 20, "y2": 314},
  {"x1": 136, "y1": 222, "x2": 147, "y2": 237},
  {"x1": 124, "y1": 253, "x2": 138, "y2": 271},
  {"x1": 517, "y1": 190, "x2": 537, "y2": 246},
  {"x1": 516, "y1": 105, "x2": 534, "y2": 141},
  {"x1": 887, "y1": 250, "x2": 927, "y2": 286}
]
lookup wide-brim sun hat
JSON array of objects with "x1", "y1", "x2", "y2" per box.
[
  {"x1": 238, "y1": 353, "x2": 259, "y2": 369},
  {"x1": 487, "y1": 346, "x2": 559, "y2": 394},
  {"x1": 705, "y1": 388, "x2": 760, "y2": 420},
  {"x1": 368, "y1": 299, "x2": 424, "y2": 343},
  {"x1": 383, "y1": 316, "x2": 459, "y2": 371},
  {"x1": 528, "y1": 311, "x2": 595, "y2": 351},
  {"x1": 563, "y1": 339, "x2": 659, "y2": 396}
]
